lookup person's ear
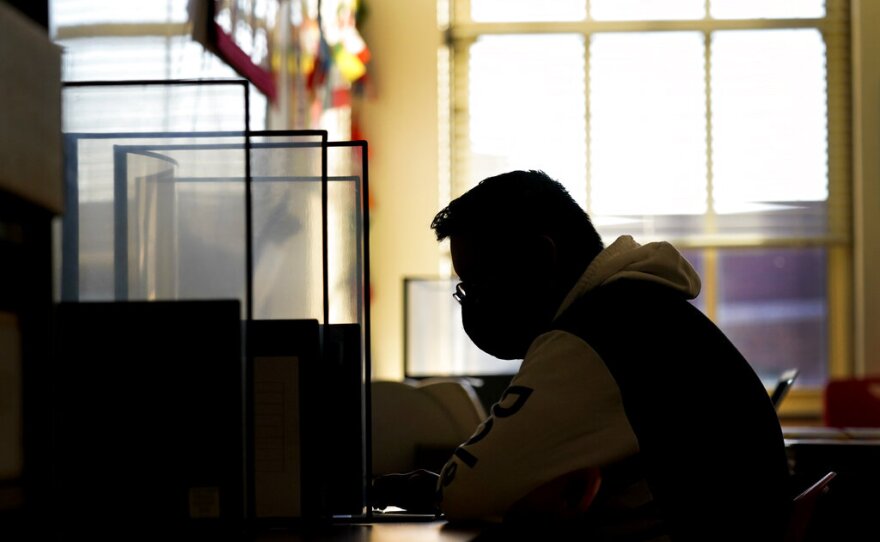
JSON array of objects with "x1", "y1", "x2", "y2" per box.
[
  {"x1": 528, "y1": 235, "x2": 558, "y2": 279},
  {"x1": 537, "y1": 235, "x2": 557, "y2": 267},
  {"x1": 512, "y1": 235, "x2": 558, "y2": 282}
]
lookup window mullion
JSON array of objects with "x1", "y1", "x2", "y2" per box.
[
  {"x1": 702, "y1": 29, "x2": 719, "y2": 322},
  {"x1": 824, "y1": 0, "x2": 853, "y2": 377},
  {"x1": 585, "y1": 0, "x2": 592, "y2": 216},
  {"x1": 454, "y1": 0, "x2": 472, "y2": 24},
  {"x1": 451, "y1": 18, "x2": 832, "y2": 40},
  {"x1": 584, "y1": 32, "x2": 592, "y2": 215},
  {"x1": 704, "y1": 30, "x2": 716, "y2": 231}
]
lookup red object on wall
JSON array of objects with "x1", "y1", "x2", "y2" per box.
[
  {"x1": 213, "y1": 23, "x2": 277, "y2": 102},
  {"x1": 824, "y1": 377, "x2": 880, "y2": 427}
]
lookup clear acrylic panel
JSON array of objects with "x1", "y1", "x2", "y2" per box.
[
  {"x1": 470, "y1": 0, "x2": 585, "y2": 22},
  {"x1": 56, "y1": 36, "x2": 267, "y2": 129},
  {"x1": 63, "y1": 131, "x2": 333, "y2": 322},
  {"x1": 249, "y1": 134, "x2": 326, "y2": 321},
  {"x1": 120, "y1": 144, "x2": 248, "y2": 305},
  {"x1": 467, "y1": 34, "x2": 586, "y2": 204},
  {"x1": 61, "y1": 81, "x2": 250, "y2": 308},
  {"x1": 405, "y1": 278, "x2": 519, "y2": 377},
  {"x1": 326, "y1": 143, "x2": 368, "y2": 327},
  {"x1": 589, "y1": 32, "x2": 707, "y2": 239},
  {"x1": 590, "y1": 0, "x2": 705, "y2": 21},
  {"x1": 62, "y1": 133, "x2": 249, "y2": 306},
  {"x1": 68, "y1": 133, "x2": 330, "y2": 320},
  {"x1": 716, "y1": 247, "x2": 827, "y2": 388},
  {"x1": 711, "y1": 30, "x2": 828, "y2": 238},
  {"x1": 711, "y1": 0, "x2": 825, "y2": 20},
  {"x1": 60, "y1": 83, "x2": 342, "y2": 322},
  {"x1": 63, "y1": 82, "x2": 250, "y2": 133}
]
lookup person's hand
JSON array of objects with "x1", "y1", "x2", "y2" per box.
[{"x1": 370, "y1": 469, "x2": 440, "y2": 513}]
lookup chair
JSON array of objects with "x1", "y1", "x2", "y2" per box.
[
  {"x1": 824, "y1": 377, "x2": 880, "y2": 427},
  {"x1": 771, "y1": 368, "x2": 799, "y2": 411},
  {"x1": 414, "y1": 376, "x2": 488, "y2": 433},
  {"x1": 371, "y1": 378, "x2": 486, "y2": 476},
  {"x1": 784, "y1": 471, "x2": 837, "y2": 542}
]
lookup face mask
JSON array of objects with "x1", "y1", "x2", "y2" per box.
[
  {"x1": 459, "y1": 281, "x2": 552, "y2": 360},
  {"x1": 452, "y1": 234, "x2": 559, "y2": 360},
  {"x1": 461, "y1": 299, "x2": 529, "y2": 360}
]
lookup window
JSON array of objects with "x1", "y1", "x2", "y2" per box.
[
  {"x1": 50, "y1": 0, "x2": 269, "y2": 128},
  {"x1": 441, "y1": 0, "x2": 851, "y2": 404}
]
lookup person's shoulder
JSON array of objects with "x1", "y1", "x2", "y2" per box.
[
  {"x1": 525, "y1": 329, "x2": 597, "y2": 361},
  {"x1": 557, "y1": 279, "x2": 707, "y2": 338},
  {"x1": 516, "y1": 329, "x2": 607, "y2": 383}
]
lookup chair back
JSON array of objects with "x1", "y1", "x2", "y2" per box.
[
  {"x1": 824, "y1": 377, "x2": 880, "y2": 427},
  {"x1": 371, "y1": 379, "x2": 485, "y2": 476},
  {"x1": 771, "y1": 369, "x2": 799, "y2": 410},
  {"x1": 415, "y1": 377, "x2": 487, "y2": 433},
  {"x1": 784, "y1": 471, "x2": 836, "y2": 542}
]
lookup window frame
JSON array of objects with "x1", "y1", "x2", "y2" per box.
[{"x1": 440, "y1": 0, "x2": 852, "y2": 417}]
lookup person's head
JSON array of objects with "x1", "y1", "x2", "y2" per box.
[{"x1": 431, "y1": 170, "x2": 604, "y2": 360}]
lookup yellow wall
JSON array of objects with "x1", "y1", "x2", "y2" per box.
[{"x1": 359, "y1": 0, "x2": 443, "y2": 379}]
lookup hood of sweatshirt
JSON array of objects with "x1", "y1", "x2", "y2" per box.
[{"x1": 553, "y1": 235, "x2": 702, "y2": 320}]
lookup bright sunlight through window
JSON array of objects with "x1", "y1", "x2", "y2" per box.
[{"x1": 443, "y1": 0, "x2": 850, "y2": 390}]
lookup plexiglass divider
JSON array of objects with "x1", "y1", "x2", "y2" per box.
[
  {"x1": 59, "y1": 81, "x2": 371, "y2": 525},
  {"x1": 325, "y1": 141, "x2": 371, "y2": 517}
]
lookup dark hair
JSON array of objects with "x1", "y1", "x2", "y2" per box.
[{"x1": 431, "y1": 170, "x2": 604, "y2": 266}]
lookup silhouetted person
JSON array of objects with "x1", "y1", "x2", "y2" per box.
[{"x1": 372, "y1": 170, "x2": 790, "y2": 541}]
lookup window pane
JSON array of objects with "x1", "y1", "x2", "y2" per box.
[
  {"x1": 59, "y1": 36, "x2": 236, "y2": 80},
  {"x1": 716, "y1": 247, "x2": 827, "y2": 387},
  {"x1": 590, "y1": 32, "x2": 706, "y2": 238},
  {"x1": 468, "y1": 35, "x2": 587, "y2": 204},
  {"x1": 711, "y1": 30, "x2": 827, "y2": 238},
  {"x1": 681, "y1": 249, "x2": 707, "y2": 313},
  {"x1": 58, "y1": 36, "x2": 267, "y2": 130},
  {"x1": 711, "y1": 0, "x2": 824, "y2": 20},
  {"x1": 591, "y1": 0, "x2": 704, "y2": 21},
  {"x1": 51, "y1": 0, "x2": 189, "y2": 27},
  {"x1": 471, "y1": 0, "x2": 585, "y2": 22}
]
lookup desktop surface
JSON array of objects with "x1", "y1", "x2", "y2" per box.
[
  {"x1": 784, "y1": 430, "x2": 880, "y2": 542},
  {"x1": 251, "y1": 521, "x2": 481, "y2": 542}
]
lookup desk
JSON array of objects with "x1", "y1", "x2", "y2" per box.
[
  {"x1": 41, "y1": 520, "x2": 484, "y2": 542},
  {"x1": 784, "y1": 429, "x2": 880, "y2": 542},
  {"x1": 250, "y1": 520, "x2": 601, "y2": 542},
  {"x1": 253, "y1": 522, "x2": 481, "y2": 542},
  {"x1": 783, "y1": 426, "x2": 880, "y2": 441}
]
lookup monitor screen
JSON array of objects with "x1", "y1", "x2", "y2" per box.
[{"x1": 404, "y1": 278, "x2": 519, "y2": 377}]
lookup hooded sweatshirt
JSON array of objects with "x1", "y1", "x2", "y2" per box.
[{"x1": 436, "y1": 236, "x2": 790, "y2": 542}]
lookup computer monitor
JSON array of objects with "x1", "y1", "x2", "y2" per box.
[
  {"x1": 403, "y1": 277, "x2": 518, "y2": 412},
  {"x1": 52, "y1": 300, "x2": 243, "y2": 535},
  {"x1": 404, "y1": 277, "x2": 518, "y2": 378}
]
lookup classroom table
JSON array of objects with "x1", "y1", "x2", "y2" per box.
[
  {"x1": 251, "y1": 521, "x2": 481, "y2": 542},
  {"x1": 783, "y1": 427, "x2": 880, "y2": 542}
]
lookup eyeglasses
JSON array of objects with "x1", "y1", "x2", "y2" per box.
[{"x1": 453, "y1": 282, "x2": 469, "y2": 305}]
